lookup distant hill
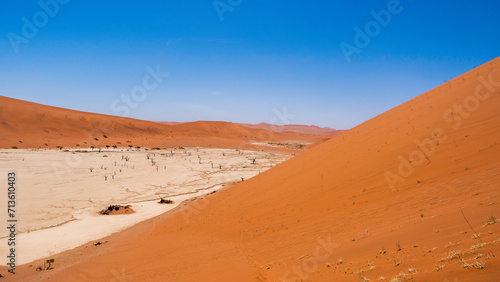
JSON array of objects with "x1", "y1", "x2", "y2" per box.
[
  {"x1": 238, "y1": 122, "x2": 345, "y2": 136},
  {"x1": 0, "y1": 96, "x2": 327, "y2": 151}
]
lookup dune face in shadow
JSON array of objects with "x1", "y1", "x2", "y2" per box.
[{"x1": 3, "y1": 58, "x2": 500, "y2": 281}]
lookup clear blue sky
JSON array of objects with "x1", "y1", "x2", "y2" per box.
[{"x1": 0, "y1": 0, "x2": 499, "y2": 129}]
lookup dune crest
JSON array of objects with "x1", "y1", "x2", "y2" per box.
[
  {"x1": 0, "y1": 97, "x2": 324, "y2": 151},
  {"x1": 4, "y1": 58, "x2": 500, "y2": 281}
]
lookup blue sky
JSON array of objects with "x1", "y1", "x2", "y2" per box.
[{"x1": 0, "y1": 0, "x2": 499, "y2": 129}]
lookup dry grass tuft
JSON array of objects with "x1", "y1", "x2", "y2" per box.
[
  {"x1": 448, "y1": 250, "x2": 460, "y2": 260},
  {"x1": 470, "y1": 243, "x2": 486, "y2": 250},
  {"x1": 463, "y1": 261, "x2": 485, "y2": 270},
  {"x1": 484, "y1": 216, "x2": 500, "y2": 226},
  {"x1": 435, "y1": 264, "x2": 445, "y2": 271}
]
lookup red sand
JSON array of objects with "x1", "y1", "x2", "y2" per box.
[
  {"x1": 2, "y1": 58, "x2": 500, "y2": 281},
  {"x1": 0, "y1": 96, "x2": 323, "y2": 152},
  {"x1": 158, "y1": 122, "x2": 344, "y2": 136},
  {"x1": 237, "y1": 122, "x2": 344, "y2": 136}
]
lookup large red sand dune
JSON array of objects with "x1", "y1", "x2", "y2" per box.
[
  {"x1": 0, "y1": 97, "x2": 324, "y2": 151},
  {"x1": 3, "y1": 58, "x2": 500, "y2": 281},
  {"x1": 238, "y1": 122, "x2": 345, "y2": 136}
]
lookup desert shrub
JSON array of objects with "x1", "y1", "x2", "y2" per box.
[{"x1": 159, "y1": 198, "x2": 173, "y2": 204}]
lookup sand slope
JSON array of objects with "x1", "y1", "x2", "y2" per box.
[
  {"x1": 159, "y1": 122, "x2": 344, "y2": 136},
  {"x1": 0, "y1": 97, "x2": 322, "y2": 151},
  {"x1": 238, "y1": 122, "x2": 344, "y2": 136},
  {"x1": 4, "y1": 58, "x2": 500, "y2": 281}
]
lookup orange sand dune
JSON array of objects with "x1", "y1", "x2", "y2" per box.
[
  {"x1": 4, "y1": 58, "x2": 500, "y2": 281},
  {"x1": 158, "y1": 121, "x2": 345, "y2": 138},
  {"x1": 0, "y1": 97, "x2": 323, "y2": 151},
  {"x1": 238, "y1": 122, "x2": 345, "y2": 136}
]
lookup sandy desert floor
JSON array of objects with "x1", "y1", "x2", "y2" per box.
[{"x1": 0, "y1": 147, "x2": 292, "y2": 265}]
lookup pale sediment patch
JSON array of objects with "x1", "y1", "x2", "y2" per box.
[
  {"x1": 5, "y1": 187, "x2": 221, "y2": 265},
  {"x1": 0, "y1": 148, "x2": 291, "y2": 265}
]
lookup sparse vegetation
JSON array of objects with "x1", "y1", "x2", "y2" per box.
[
  {"x1": 470, "y1": 243, "x2": 486, "y2": 250},
  {"x1": 56, "y1": 146, "x2": 63, "y2": 150},
  {"x1": 463, "y1": 261, "x2": 485, "y2": 270},
  {"x1": 99, "y1": 205, "x2": 132, "y2": 215},
  {"x1": 484, "y1": 216, "x2": 500, "y2": 226},
  {"x1": 11, "y1": 146, "x2": 18, "y2": 149},
  {"x1": 103, "y1": 135, "x2": 108, "y2": 138},
  {"x1": 435, "y1": 264, "x2": 445, "y2": 271},
  {"x1": 44, "y1": 258, "x2": 54, "y2": 270},
  {"x1": 159, "y1": 197, "x2": 173, "y2": 204},
  {"x1": 448, "y1": 250, "x2": 460, "y2": 260},
  {"x1": 94, "y1": 138, "x2": 99, "y2": 141}
]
